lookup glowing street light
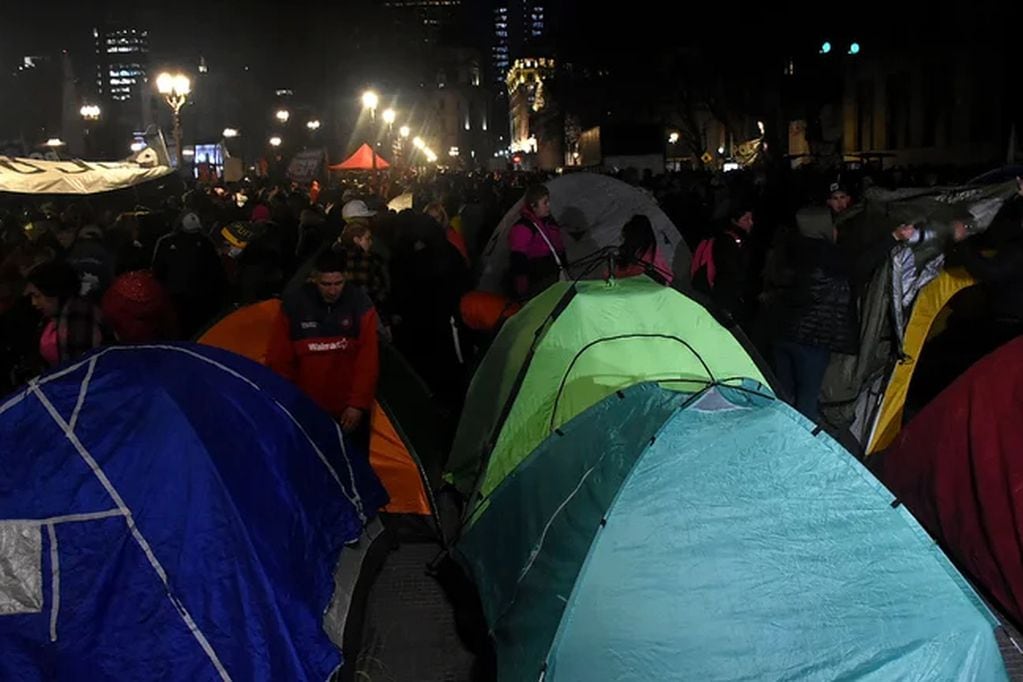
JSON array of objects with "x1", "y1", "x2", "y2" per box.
[
  {"x1": 382, "y1": 108, "x2": 396, "y2": 125},
  {"x1": 361, "y1": 90, "x2": 379, "y2": 119},
  {"x1": 79, "y1": 104, "x2": 101, "y2": 121},
  {"x1": 222, "y1": 128, "x2": 239, "y2": 138},
  {"x1": 306, "y1": 120, "x2": 321, "y2": 131},
  {"x1": 269, "y1": 136, "x2": 282, "y2": 147},
  {"x1": 275, "y1": 109, "x2": 290, "y2": 123},
  {"x1": 412, "y1": 136, "x2": 425, "y2": 150},
  {"x1": 44, "y1": 138, "x2": 66, "y2": 147},
  {"x1": 848, "y1": 42, "x2": 861, "y2": 55},
  {"x1": 820, "y1": 41, "x2": 832, "y2": 54},
  {"x1": 668, "y1": 131, "x2": 679, "y2": 144},
  {"x1": 156, "y1": 71, "x2": 191, "y2": 169},
  {"x1": 399, "y1": 125, "x2": 410, "y2": 138}
]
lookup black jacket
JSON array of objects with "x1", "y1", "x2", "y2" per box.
[
  {"x1": 779, "y1": 235, "x2": 859, "y2": 354},
  {"x1": 692, "y1": 229, "x2": 752, "y2": 326}
]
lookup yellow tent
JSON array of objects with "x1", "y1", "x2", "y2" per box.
[{"x1": 866, "y1": 268, "x2": 977, "y2": 454}]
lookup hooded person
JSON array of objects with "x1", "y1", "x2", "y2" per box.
[
  {"x1": 65, "y1": 224, "x2": 115, "y2": 298},
  {"x1": 774, "y1": 206, "x2": 916, "y2": 420},
  {"x1": 151, "y1": 211, "x2": 227, "y2": 338}
]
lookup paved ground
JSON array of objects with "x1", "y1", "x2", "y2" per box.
[
  {"x1": 355, "y1": 542, "x2": 476, "y2": 682},
  {"x1": 998, "y1": 618, "x2": 1023, "y2": 679}
]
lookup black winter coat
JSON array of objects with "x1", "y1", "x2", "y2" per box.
[{"x1": 780, "y1": 235, "x2": 859, "y2": 354}]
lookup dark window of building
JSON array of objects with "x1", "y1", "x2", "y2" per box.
[
  {"x1": 885, "y1": 73, "x2": 910, "y2": 150},
  {"x1": 856, "y1": 80, "x2": 874, "y2": 151}
]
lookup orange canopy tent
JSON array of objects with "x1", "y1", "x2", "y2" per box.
[
  {"x1": 198, "y1": 299, "x2": 445, "y2": 537},
  {"x1": 328, "y1": 143, "x2": 391, "y2": 171}
]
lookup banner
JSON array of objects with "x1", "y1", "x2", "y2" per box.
[
  {"x1": 287, "y1": 149, "x2": 325, "y2": 184},
  {"x1": 0, "y1": 157, "x2": 173, "y2": 195}
]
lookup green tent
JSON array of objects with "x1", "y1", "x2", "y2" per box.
[{"x1": 446, "y1": 276, "x2": 770, "y2": 503}]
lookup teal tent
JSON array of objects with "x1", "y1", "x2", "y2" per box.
[{"x1": 456, "y1": 383, "x2": 1007, "y2": 680}]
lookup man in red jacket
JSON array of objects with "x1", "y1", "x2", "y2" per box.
[{"x1": 267, "y1": 250, "x2": 379, "y2": 432}]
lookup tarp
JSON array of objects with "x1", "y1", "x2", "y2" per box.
[
  {"x1": 821, "y1": 179, "x2": 1020, "y2": 440},
  {"x1": 198, "y1": 301, "x2": 444, "y2": 525},
  {"x1": 387, "y1": 192, "x2": 413, "y2": 212},
  {"x1": 0, "y1": 344, "x2": 387, "y2": 680},
  {"x1": 876, "y1": 336, "x2": 1023, "y2": 626},
  {"x1": 457, "y1": 382, "x2": 1006, "y2": 681},
  {"x1": 866, "y1": 268, "x2": 977, "y2": 454},
  {"x1": 477, "y1": 173, "x2": 691, "y2": 293},
  {"x1": 329, "y1": 144, "x2": 390, "y2": 171},
  {"x1": 0, "y1": 156, "x2": 173, "y2": 195},
  {"x1": 447, "y1": 276, "x2": 770, "y2": 501}
]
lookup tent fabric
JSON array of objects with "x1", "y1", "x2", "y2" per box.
[
  {"x1": 0, "y1": 156, "x2": 173, "y2": 195},
  {"x1": 866, "y1": 268, "x2": 977, "y2": 454},
  {"x1": 197, "y1": 298, "x2": 281, "y2": 364},
  {"x1": 820, "y1": 179, "x2": 1019, "y2": 441},
  {"x1": 198, "y1": 300, "x2": 445, "y2": 522},
  {"x1": 0, "y1": 344, "x2": 387, "y2": 680},
  {"x1": 328, "y1": 144, "x2": 390, "y2": 171},
  {"x1": 457, "y1": 382, "x2": 1007, "y2": 681},
  {"x1": 447, "y1": 276, "x2": 769, "y2": 501},
  {"x1": 476, "y1": 173, "x2": 691, "y2": 293},
  {"x1": 876, "y1": 336, "x2": 1023, "y2": 627}
]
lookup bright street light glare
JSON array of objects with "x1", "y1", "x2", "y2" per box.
[
  {"x1": 399, "y1": 125, "x2": 410, "y2": 138},
  {"x1": 222, "y1": 128, "x2": 239, "y2": 138},
  {"x1": 382, "y1": 108, "x2": 396, "y2": 124},
  {"x1": 276, "y1": 110, "x2": 290, "y2": 123},
  {"x1": 361, "y1": 91, "x2": 379, "y2": 110},
  {"x1": 269, "y1": 136, "x2": 282, "y2": 147}
]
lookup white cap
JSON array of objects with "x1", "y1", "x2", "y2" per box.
[
  {"x1": 181, "y1": 212, "x2": 202, "y2": 232},
  {"x1": 341, "y1": 200, "x2": 376, "y2": 221}
]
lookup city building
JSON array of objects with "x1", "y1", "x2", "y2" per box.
[
  {"x1": 94, "y1": 26, "x2": 148, "y2": 104},
  {"x1": 490, "y1": 1, "x2": 546, "y2": 85},
  {"x1": 383, "y1": 0, "x2": 463, "y2": 45},
  {"x1": 506, "y1": 57, "x2": 560, "y2": 169}
]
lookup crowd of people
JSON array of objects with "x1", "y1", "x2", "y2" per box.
[{"x1": 1, "y1": 164, "x2": 1021, "y2": 433}]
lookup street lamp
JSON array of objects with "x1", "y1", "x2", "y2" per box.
[
  {"x1": 382, "y1": 108, "x2": 396, "y2": 126},
  {"x1": 361, "y1": 90, "x2": 379, "y2": 119},
  {"x1": 276, "y1": 109, "x2": 290, "y2": 124},
  {"x1": 269, "y1": 136, "x2": 282, "y2": 147},
  {"x1": 156, "y1": 71, "x2": 191, "y2": 170},
  {"x1": 79, "y1": 104, "x2": 101, "y2": 121},
  {"x1": 412, "y1": 136, "x2": 425, "y2": 150},
  {"x1": 222, "y1": 128, "x2": 239, "y2": 138},
  {"x1": 306, "y1": 120, "x2": 321, "y2": 131},
  {"x1": 668, "y1": 131, "x2": 679, "y2": 145},
  {"x1": 399, "y1": 125, "x2": 410, "y2": 139}
]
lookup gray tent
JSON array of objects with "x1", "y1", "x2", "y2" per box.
[{"x1": 477, "y1": 173, "x2": 690, "y2": 293}]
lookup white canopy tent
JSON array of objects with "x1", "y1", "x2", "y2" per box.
[{"x1": 477, "y1": 173, "x2": 691, "y2": 292}]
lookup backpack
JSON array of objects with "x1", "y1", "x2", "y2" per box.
[{"x1": 690, "y1": 230, "x2": 744, "y2": 291}]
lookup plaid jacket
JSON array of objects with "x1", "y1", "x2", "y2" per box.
[
  {"x1": 57, "y1": 297, "x2": 108, "y2": 363},
  {"x1": 335, "y1": 245, "x2": 389, "y2": 313}
]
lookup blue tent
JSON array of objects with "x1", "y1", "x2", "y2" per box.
[
  {"x1": 0, "y1": 344, "x2": 387, "y2": 681},
  {"x1": 457, "y1": 383, "x2": 1007, "y2": 680}
]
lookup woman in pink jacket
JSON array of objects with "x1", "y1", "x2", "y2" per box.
[{"x1": 508, "y1": 184, "x2": 568, "y2": 300}]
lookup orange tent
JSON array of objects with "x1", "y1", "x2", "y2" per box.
[
  {"x1": 328, "y1": 144, "x2": 391, "y2": 171},
  {"x1": 197, "y1": 299, "x2": 444, "y2": 534}
]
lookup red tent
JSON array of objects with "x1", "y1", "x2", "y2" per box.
[
  {"x1": 875, "y1": 336, "x2": 1023, "y2": 624},
  {"x1": 328, "y1": 143, "x2": 390, "y2": 171}
]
